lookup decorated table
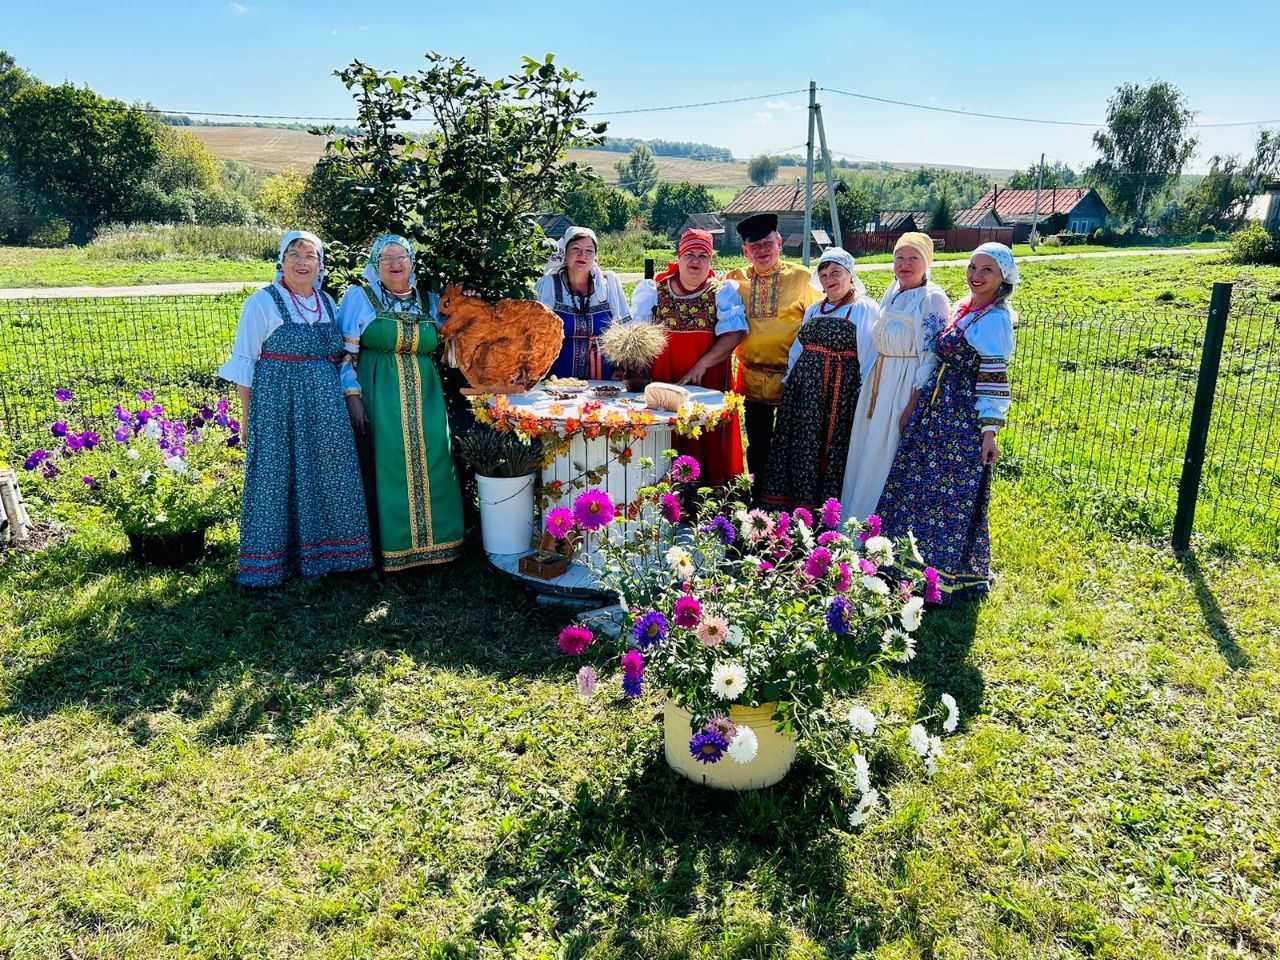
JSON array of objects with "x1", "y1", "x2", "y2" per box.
[{"x1": 470, "y1": 381, "x2": 742, "y2": 597}]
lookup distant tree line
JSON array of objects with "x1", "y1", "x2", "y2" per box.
[{"x1": 583, "y1": 137, "x2": 733, "y2": 162}]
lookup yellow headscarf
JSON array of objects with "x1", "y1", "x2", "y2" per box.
[{"x1": 893, "y1": 231, "x2": 935, "y2": 267}]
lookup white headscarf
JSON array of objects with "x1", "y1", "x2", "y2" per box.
[
  {"x1": 275, "y1": 230, "x2": 325, "y2": 292},
  {"x1": 362, "y1": 234, "x2": 423, "y2": 311},
  {"x1": 971, "y1": 241, "x2": 1019, "y2": 287},
  {"x1": 810, "y1": 246, "x2": 867, "y2": 296},
  {"x1": 543, "y1": 224, "x2": 600, "y2": 277}
]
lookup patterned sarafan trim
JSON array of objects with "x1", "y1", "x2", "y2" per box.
[
  {"x1": 394, "y1": 317, "x2": 433, "y2": 552},
  {"x1": 975, "y1": 357, "x2": 1010, "y2": 396},
  {"x1": 382, "y1": 538, "x2": 464, "y2": 570},
  {"x1": 748, "y1": 271, "x2": 780, "y2": 319}
]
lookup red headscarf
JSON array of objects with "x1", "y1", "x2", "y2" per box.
[{"x1": 655, "y1": 229, "x2": 716, "y2": 284}]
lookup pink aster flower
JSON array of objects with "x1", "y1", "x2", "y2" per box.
[
  {"x1": 557, "y1": 624, "x2": 594, "y2": 656},
  {"x1": 859, "y1": 513, "x2": 883, "y2": 543},
  {"x1": 660, "y1": 492, "x2": 681, "y2": 523},
  {"x1": 804, "y1": 547, "x2": 833, "y2": 579},
  {"x1": 758, "y1": 560, "x2": 774, "y2": 573},
  {"x1": 572, "y1": 489, "x2": 615, "y2": 531},
  {"x1": 821, "y1": 498, "x2": 842, "y2": 529},
  {"x1": 576, "y1": 665, "x2": 598, "y2": 697},
  {"x1": 900, "y1": 579, "x2": 914, "y2": 602},
  {"x1": 545, "y1": 506, "x2": 574, "y2": 540},
  {"x1": 670, "y1": 456, "x2": 701, "y2": 483},
  {"x1": 835, "y1": 561, "x2": 852, "y2": 593},
  {"x1": 775, "y1": 512, "x2": 791, "y2": 537},
  {"x1": 741, "y1": 509, "x2": 774, "y2": 542},
  {"x1": 622, "y1": 649, "x2": 644, "y2": 678},
  {"x1": 817, "y1": 531, "x2": 843, "y2": 547},
  {"x1": 859, "y1": 558, "x2": 879, "y2": 577},
  {"x1": 792, "y1": 507, "x2": 813, "y2": 529},
  {"x1": 696, "y1": 615, "x2": 729, "y2": 647},
  {"x1": 673, "y1": 595, "x2": 703, "y2": 628},
  {"x1": 924, "y1": 566, "x2": 942, "y2": 604}
]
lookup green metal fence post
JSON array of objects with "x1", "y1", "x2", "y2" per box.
[{"x1": 1172, "y1": 281, "x2": 1232, "y2": 551}]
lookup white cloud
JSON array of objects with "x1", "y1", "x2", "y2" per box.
[
  {"x1": 753, "y1": 111, "x2": 773, "y2": 124},
  {"x1": 765, "y1": 100, "x2": 803, "y2": 112},
  {"x1": 229, "y1": 2, "x2": 247, "y2": 12}
]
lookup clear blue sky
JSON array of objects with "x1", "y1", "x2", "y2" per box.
[{"x1": 3, "y1": 0, "x2": 1276, "y2": 175}]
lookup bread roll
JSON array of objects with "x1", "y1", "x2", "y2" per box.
[{"x1": 643, "y1": 382, "x2": 691, "y2": 412}]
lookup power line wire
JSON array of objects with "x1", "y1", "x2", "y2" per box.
[{"x1": 583, "y1": 89, "x2": 808, "y2": 117}]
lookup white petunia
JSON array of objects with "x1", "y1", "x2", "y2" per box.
[
  {"x1": 138, "y1": 470, "x2": 153, "y2": 485},
  {"x1": 727, "y1": 724, "x2": 759, "y2": 764},
  {"x1": 908, "y1": 723, "x2": 930, "y2": 757},
  {"x1": 125, "y1": 448, "x2": 140, "y2": 461},
  {"x1": 709, "y1": 662, "x2": 748, "y2": 701},
  {"x1": 846, "y1": 704, "x2": 878, "y2": 737},
  {"x1": 862, "y1": 575, "x2": 890, "y2": 596},
  {"x1": 142, "y1": 420, "x2": 162, "y2": 439},
  {"x1": 900, "y1": 596, "x2": 925, "y2": 632},
  {"x1": 853, "y1": 752, "x2": 871, "y2": 794},
  {"x1": 940, "y1": 693, "x2": 959, "y2": 733},
  {"x1": 849, "y1": 788, "x2": 879, "y2": 827},
  {"x1": 881, "y1": 627, "x2": 916, "y2": 662},
  {"x1": 164, "y1": 457, "x2": 189, "y2": 475}
]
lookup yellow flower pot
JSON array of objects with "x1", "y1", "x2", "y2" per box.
[{"x1": 663, "y1": 699, "x2": 797, "y2": 790}]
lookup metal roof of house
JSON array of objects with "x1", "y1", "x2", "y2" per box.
[
  {"x1": 723, "y1": 180, "x2": 846, "y2": 215},
  {"x1": 682, "y1": 212, "x2": 726, "y2": 232},
  {"x1": 955, "y1": 187, "x2": 1103, "y2": 227},
  {"x1": 877, "y1": 210, "x2": 927, "y2": 230}
]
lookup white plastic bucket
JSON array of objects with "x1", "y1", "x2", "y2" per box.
[{"x1": 476, "y1": 473, "x2": 535, "y2": 555}]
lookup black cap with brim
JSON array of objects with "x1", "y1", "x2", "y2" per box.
[{"x1": 736, "y1": 213, "x2": 778, "y2": 243}]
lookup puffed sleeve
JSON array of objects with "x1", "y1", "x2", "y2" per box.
[
  {"x1": 855, "y1": 298, "x2": 880, "y2": 381},
  {"x1": 912, "y1": 286, "x2": 950, "y2": 391},
  {"x1": 337, "y1": 289, "x2": 375, "y2": 396},
  {"x1": 533, "y1": 273, "x2": 556, "y2": 308},
  {"x1": 602, "y1": 271, "x2": 631, "y2": 323},
  {"x1": 217, "y1": 290, "x2": 275, "y2": 389},
  {"x1": 630, "y1": 279, "x2": 658, "y2": 323},
  {"x1": 713, "y1": 279, "x2": 748, "y2": 336},
  {"x1": 965, "y1": 306, "x2": 1014, "y2": 432}
]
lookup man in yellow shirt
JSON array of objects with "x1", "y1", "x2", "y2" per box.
[{"x1": 722, "y1": 213, "x2": 821, "y2": 500}]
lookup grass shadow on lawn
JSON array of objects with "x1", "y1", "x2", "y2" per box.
[
  {"x1": 1, "y1": 531, "x2": 576, "y2": 740},
  {"x1": 902, "y1": 598, "x2": 983, "y2": 733}
]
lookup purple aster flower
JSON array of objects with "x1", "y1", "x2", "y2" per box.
[
  {"x1": 700, "y1": 515, "x2": 736, "y2": 545},
  {"x1": 545, "y1": 506, "x2": 574, "y2": 540},
  {"x1": 792, "y1": 507, "x2": 813, "y2": 529},
  {"x1": 137, "y1": 391, "x2": 153, "y2": 402},
  {"x1": 826, "y1": 596, "x2": 854, "y2": 635},
  {"x1": 50, "y1": 421, "x2": 68, "y2": 438},
  {"x1": 670, "y1": 455, "x2": 701, "y2": 483},
  {"x1": 821, "y1": 498, "x2": 842, "y2": 529},
  {"x1": 622, "y1": 672, "x2": 643, "y2": 698},
  {"x1": 113, "y1": 426, "x2": 130, "y2": 442},
  {"x1": 689, "y1": 730, "x2": 728, "y2": 764},
  {"x1": 572, "y1": 489, "x2": 615, "y2": 531},
  {"x1": 659, "y1": 492, "x2": 681, "y2": 524},
  {"x1": 673, "y1": 595, "x2": 703, "y2": 628},
  {"x1": 804, "y1": 547, "x2": 833, "y2": 579},
  {"x1": 53, "y1": 389, "x2": 72, "y2": 403},
  {"x1": 631, "y1": 610, "x2": 669, "y2": 649}
]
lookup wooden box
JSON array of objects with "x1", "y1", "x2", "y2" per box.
[{"x1": 518, "y1": 550, "x2": 570, "y2": 580}]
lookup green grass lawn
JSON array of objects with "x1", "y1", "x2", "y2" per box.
[
  {"x1": 0, "y1": 476, "x2": 1276, "y2": 958},
  {"x1": 0, "y1": 246, "x2": 273, "y2": 289}
]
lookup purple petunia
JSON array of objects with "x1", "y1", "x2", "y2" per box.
[
  {"x1": 804, "y1": 547, "x2": 833, "y2": 579},
  {"x1": 572, "y1": 489, "x2": 616, "y2": 531},
  {"x1": 137, "y1": 391, "x2": 153, "y2": 402},
  {"x1": 81, "y1": 475, "x2": 99, "y2": 491},
  {"x1": 41, "y1": 464, "x2": 58, "y2": 479},
  {"x1": 113, "y1": 426, "x2": 130, "y2": 442},
  {"x1": 659, "y1": 492, "x2": 681, "y2": 524},
  {"x1": 670, "y1": 455, "x2": 701, "y2": 483},
  {"x1": 22, "y1": 449, "x2": 51, "y2": 471},
  {"x1": 689, "y1": 730, "x2": 728, "y2": 764},
  {"x1": 631, "y1": 610, "x2": 669, "y2": 649},
  {"x1": 700, "y1": 516, "x2": 736, "y2": 546},
  {"x1": 821, "y1": 498, "x2": 842, "y2": 529},
  {"x1": 545, "y1": 506, "x2": 574, "y2": 540},
  {"x1": 826, "y1": 596, "x2": 854, "y2": 635},
  {"x1": 226, "y1": 435, "x2": 240, "y2": 447},
  {"x1": 673, "y1": 594, "x2": 703, "y2": 628},
  {"x1": 50, "y1": 421, "x2": 68, "y2": 438},
  {"x1": 53, "y1": 389, "x2": 72, "y2": 403},
  {"x1": 113, "y1": 405, "x2": 131, "y2": 423}
]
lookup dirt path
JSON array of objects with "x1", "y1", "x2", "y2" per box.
[{"x1": 0, "y1": 248, "x2": 1223, "y2": 298}]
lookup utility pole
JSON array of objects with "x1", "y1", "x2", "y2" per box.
[
  {"x1": 815, "y1": 100, "x2": 841, "y2": 251},
  {"x1": 1030, "y1": 152, "x2": 1045, "y2": 250},
  {"x1": 802, "y1": 80, "x2": 817, "y2": 266}
]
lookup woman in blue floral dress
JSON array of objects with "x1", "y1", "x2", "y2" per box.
[
  {"x1": 876, "y1": 242, "x2": 1015, "y2": 603},
  {"x1": 219, "y1": 230, "x2": 372, "y2": 587}
]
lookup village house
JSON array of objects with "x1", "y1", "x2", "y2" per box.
[
  {"x1": 720, "y1": 181, "x2": 848, "y2": 254},
  {"x1": 955, "y1": 186, "x2": 1110, "y2": 241}
]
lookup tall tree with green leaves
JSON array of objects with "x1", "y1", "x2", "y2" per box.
[
  {"x1": 616, "y1": 143, "x2": 659, "y2": 197},
  {"x1": 1006, "y1": 159, "x2": 1079, "y2": 190},
  {"x1": 929, "y1": 187, "x2": 956, "y2": 230},
  {"x1": 648, "y1": 181, "x2": 714, "y2": 238},
  {"x1": 747, "y1": 155, "x2": 780, "y2": 187},
  {"x1": 1087, "y1": 81, "x2": 1197, "y2": 227},
  {"x1": 1175, "y1": 129, "x2": 1280, "y2": 233},
  {"x1": 813, "y1": 184, "x2": 875, "y2": 238},
  {"x1": 312, "y1": 52, "x2": 606, "y2": 298}
]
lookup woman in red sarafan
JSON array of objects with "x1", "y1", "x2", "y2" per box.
[{"x1": 630, "y1": 229, "x2": 748, "y2": 486}]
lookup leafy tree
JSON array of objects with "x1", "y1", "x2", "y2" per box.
[
  {"x1": 929, "y1": 187, "x2": 956, "y2": 230},
  {"x1": 648, "y1": 181, "x2": 714, "y2": 238},
  {"x1": 813, "y1": 183, "x2": 875, "y2": 238},
  {"x1": 312, "y1": 52, "x2": 606, "y2": 299},
  {"x1": 616, "y1": 143, "x2": 659, "y2": 197},
  {"x1": 1006, "y1": 159, "x2": 1079, "y2": 190},
  {"x1": 257, "y1": 168, "x2": 309, "y2": 226},
  {"x1": 748, "y1": 155, "x2": 780, "y2": 187},
  {"x1": 0, "y1": 50, "x2": 34, "y2": 109},
  {"x1": 1087, "y1": 81, "x2": 1197, "y2": 227},
  {"x1": 147, "y1": 125, "x2": 221, "y2": 194},
  {"x1": 1175, "y1": 129, "x2": 1280, "y2": 234},
  {"x1": 563, "y1": 185, "x2": 636, "y2": 233},
  {"x1": 0, "y1": 82, "x2": 160, "y2": 240}
]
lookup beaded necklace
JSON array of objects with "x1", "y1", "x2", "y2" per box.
[{"x1": 284, "y1": 284, "x2": 323, "y2": 324}]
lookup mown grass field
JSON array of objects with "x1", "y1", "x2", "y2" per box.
[{"x1": 0, "y1": 246, "x2": 273, "y2": 289}]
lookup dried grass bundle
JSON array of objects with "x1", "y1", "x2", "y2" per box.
[{"x1": 599, "y1": 321, "x2": 668, "y2": 370}]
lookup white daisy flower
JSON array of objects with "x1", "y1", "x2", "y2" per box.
[
  {"x1": 853, "y1": 752, "x2": 871, "y2": 794},
  {"x1": 940, "y1": 693, "x2": 959, "y2": 733},
  {"x1": 849, "y1": 788, "x2": 879, "y2": 827},
  {"x1": 125, "y1": 448, "x2": 140, "y2": 461},
  {"x1": 881, "y1": 627, "x2": 916, "y2": 662},
  {"x1": 727, "y1": 626, "x2": 745, "y2": 647},
  {"x1": 862, "y1": 575, "x2": 890, "y2": 596},
  {"x1": 709, "y1": 662, "x2": 748, "y2": 701},
  {"x1": 908, "y1": 723, "x2": 930, "y2": 757},
  {"x1": 900, "y1": 596, "x2": 925, "y2": 632},
  {"x1": 727, "y1": 725, "x2": 759, "y2": 764},
  {"x1": 846, "y1": 704, "x2": 878, "y2": 737},
  {"x1": 665, "y1": 545, "x2": 694, "y2": 579}
]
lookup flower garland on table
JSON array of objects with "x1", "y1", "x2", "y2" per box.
[{"x1": 468, "y1": 392, "x2": 746, "y2": 509}]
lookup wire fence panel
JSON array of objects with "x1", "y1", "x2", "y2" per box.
[{"x1": 0, "y1": 295, "x2": 242, "y2": 445}]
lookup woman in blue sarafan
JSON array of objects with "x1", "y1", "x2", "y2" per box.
[
  {"x1": 534, "y1": 225, "x2": 631, "y2": 380},
  {"x1": 218, "y1": 230, "x2": 372, "y2": 587},
  {"x1": 876, "y1": 242, "x2": 1016, "y2": 604}
]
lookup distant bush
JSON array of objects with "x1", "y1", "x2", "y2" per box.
[
  {"x1": 26, "y1": 218, "x2": 71, "y2": 247},
  {"x1": 1197, "y1": 225, "x2": 1218, "y2": 243},
  {"x1": 1041, "y1": 235, "x2": 1062, "y2": 248},
  {"x1": 87, "y1": 223, "x2": 279, "y2": 261},
  {"x1": 595, "y1": 228, "x2": 673, "y2": 270},
  {"x1": 1228, "y1": 221, "x2": 1278, "y2": 265}
]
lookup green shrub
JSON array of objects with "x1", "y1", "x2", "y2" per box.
[
  {"x1": 26, "y1": 218, "x2": 71, "y2": 247},
  {"x1": 596, "y1": 228, "x2": 672, "y2": 270},
  {"x1": 1227, "y1": 221, "x2": 1278, "y2": 264},
  {"x1": 1197, "y1": 225, "x2": 1218, "y2": 243},
  {"x1": 1042, "y1": 235, "x2": 1062, "y2": 248},
  {"x1": 87, "y1": 223, "x2": 279, "y2": 262}
]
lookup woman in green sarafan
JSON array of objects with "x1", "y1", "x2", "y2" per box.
[{"x1": 337, "y1": 235, "x2": 464, "y2": 570}]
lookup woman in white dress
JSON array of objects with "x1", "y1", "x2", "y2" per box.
[{"x1": 840, "y1": 232, "x2": 950, "y2": 522}]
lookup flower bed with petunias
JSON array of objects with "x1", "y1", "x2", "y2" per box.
[
  {"x1": 551, "y1": 453, "x2": 956, "y2": 822},
  {"x1": 19, "y1": 388, "x2": 243, "y2": 537}
]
